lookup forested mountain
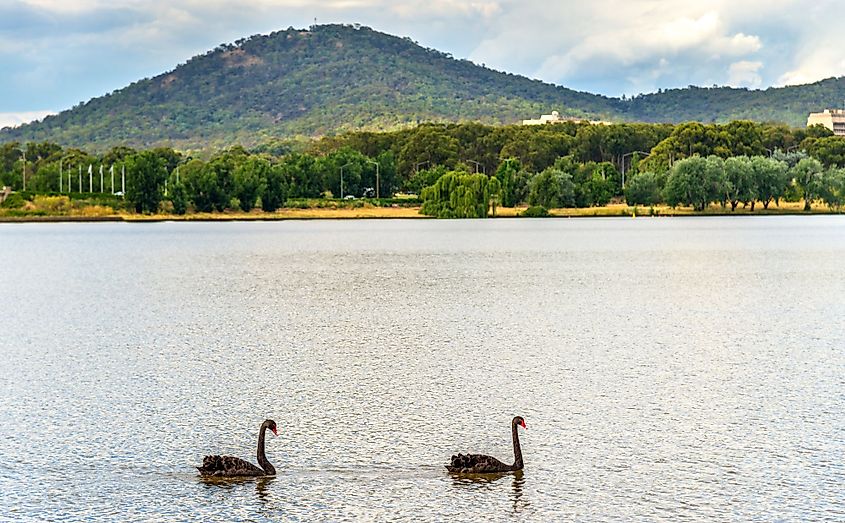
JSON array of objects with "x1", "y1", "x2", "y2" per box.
[
  {"x1": 622, "y1": 79, "x2": 845, "y2": 125},
  {"x1": 0, "y1": 25, "x2": 615, "y2": 151},
  {"x1": 2, "y1": 24, "x2": 845, "y2": 151}
]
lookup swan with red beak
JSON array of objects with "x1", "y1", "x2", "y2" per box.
[
  {"x1": 446, "y1": 416, "x2": 527, "y2": 474},
  {"x1": 197, "y1": 419, "x2": 278, "y2": 477}
]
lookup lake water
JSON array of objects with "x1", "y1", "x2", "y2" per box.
[{"x1": 0, "y1": 217, "x2": 843, "y2": 521}]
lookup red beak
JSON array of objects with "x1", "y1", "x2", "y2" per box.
[
  {"x1": 521, "y1": 422, "x2": 527, "y2": 429},
  {"x1": 271, "y1": 428, "x2": 278, "y2": 436}
]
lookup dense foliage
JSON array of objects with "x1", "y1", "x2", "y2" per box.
[
  {"x1": 655, "y1": 153, "x2": 845, "y2": 212},
  {"x1": 420, "y1": 172, "x2": 494, "y2": 218},
  {"x1": 3, "y1": 24, "x2": 845, "y2": 151},
  {"x1": 4, "y1": 119, "x2": 845, "y2": 216}
]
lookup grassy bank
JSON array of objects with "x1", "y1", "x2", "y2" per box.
[{"x1": 1, "y1": 194, "x2": 842, "y2": 222}]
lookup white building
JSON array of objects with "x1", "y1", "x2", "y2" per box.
[
  {"x1": 807, "y1": 109, "x2": 845, "y2": 136},
  {"x1": 522, "y1": 110, "x2": 610, "y2": 126},
  {"x1": 522, "y1": 111, "x2": 567, "y2": 125}
]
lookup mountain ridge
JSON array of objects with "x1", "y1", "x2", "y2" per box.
[{"x1": 2, "y1": 24, "x2": 844, "y2": 151}]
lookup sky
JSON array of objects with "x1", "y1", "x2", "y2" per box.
[{"x1": 1, "y1": 0, "x2": 845, "y2": 127}]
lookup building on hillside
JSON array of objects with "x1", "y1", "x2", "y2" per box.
[
  {"x1": 807, "y1": 109, "x2": 845, "y2": 136},
  {"x1": 522, "y1": 111, "x2": 567, "y2": 125},
  {"x1": 522, "y1": 110, "x2": 611, "y2": 126}
]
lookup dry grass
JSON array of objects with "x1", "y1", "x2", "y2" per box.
[
  {"x1": 4, "y1": 199, "x2": 843, "y2": 222},
  {"x1": 510, "y1": 201, "x2": 841, "y2": 217},
  {"x1": 121, "y1": 206, "x2": 427, "y2": 221},
  {"x1": 72, "y1": 205, "x2": 117, "y2": 217}
]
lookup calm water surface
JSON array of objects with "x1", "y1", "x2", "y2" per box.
[{"x1": 0, "y1": 217, "x2": 843, "y2": 521}]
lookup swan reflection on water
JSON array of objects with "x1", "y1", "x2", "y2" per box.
[
  {"x1": 198, "y1": 475, "x2": 276, "y2": 504},
  {"x1": 449, "y1": 470, "x2": 529, "y2": 513}
]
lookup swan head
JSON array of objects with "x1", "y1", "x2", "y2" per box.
[
  {"x1": 513, "y1": 416, "x2": 526, "y2": 430},
  {"x1": 264, "y1": 419, "x2": 278, "y2": 436}
]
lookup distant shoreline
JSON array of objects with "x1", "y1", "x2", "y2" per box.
[{"x1": 1, "y1": 202, "x2": 842, "y2": 223}]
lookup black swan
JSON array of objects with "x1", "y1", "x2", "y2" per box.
[
  {"x1": 446, "y1": 416, "x2": 526, "y2": 474},
  {"x1": 197, "y1": 419, "x2": 278, "y2": 477}
]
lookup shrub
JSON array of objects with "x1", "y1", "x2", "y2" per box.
[
  {"x1": 1, "y1": 193, "x2": 25, "y2": 209},
  {"x1": 521, "y1": 205, "x2": 549, "y2": 217}
]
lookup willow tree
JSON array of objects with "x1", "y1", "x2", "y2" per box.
[{"x1": 420, "y1": 171, "x2": 495, "y2": 218}]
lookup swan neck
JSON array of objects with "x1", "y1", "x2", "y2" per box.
[
  {"x1": 257, "y1": 423, "x2": 275, "y2": 475},
  {"x1": 512, "y1": 422, "x2": 523, "y2": 471}
]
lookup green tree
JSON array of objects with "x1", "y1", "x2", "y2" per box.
[
  {"x1": 262, "y1": 164, "x2": 289, "y2": 212},
  {"x1": 420, "y1": 171, "x2": 491, "y2": 218},
  {"x1": 792, "y1": 157, "x2": 824, "y2": 211},
  {"x1": 528, "y1": 167, "x2": 576, "y2": 209},
  {"x1": 170, "y1": 180, "x2": 188, "y2": 215},
  {"x1": 624, "y1": 171, "x2": 665, "y2": 206},
  {"x1": 150, "y1": 147, "x2": 183, "y2": 173},
  {"x1": 278, "y1": 153, "x2": 320, "y2": 198},
  {"x1": 495, "y1": 158, "x2": 520, "y2": 207},
  {"x1": 724, "y1": 156, "x2": 755, "y2": 211},
  {"x1": 751, "y1": 156, "x2": 788, "y2": 209},
  {"x1": 818, "y1": 167, "x2": 845, "y2": 210},
  {"x1": 502, "y1": 128, "x2": 572, "y2": 172},
  {"x1": 722, "y1": 121, "x2": 765, "y2": 157},
  {"x1": 663, "y1": 156, "x2": 725, "y2": 211},
  {"x1": 584, "y1": 163, "x2": 617, "y2": 205},
  {"x1": 233, "y1": 156, "x2": 270, "y2": 211},
  {"x1": 374, "y1": 150, "x2": 397, "y2": 197},
  {"x1": 203, "y1": 149, "x2": 245, "y2": 211},
  {"x1": 488, "y1": 176, "x2": 502, "y2": 216},
  {"x1": 398, "y1": 125, "x2": 459, "y2": 178},
  {"x1": 181, "y1": 159, "x2": 215, "y2": 212},
  {"x1": 405, "y1": 165, "x2": 447, "y2": 195},
  {"x1": 101, "y1": 146, "x2": 136, "y2": 167},
  {"x1": 125, "y1": 151, "x2": 166, "y2": 213},
  {"x1": 511, "y1": 168, "x2": 533, "y2": 206},
  {"x1": 806, "y1": 136, "x2": 845, "y2": 167},
  {"x1": 318, "y1": 148, "x2": 370, "y2": 198}
]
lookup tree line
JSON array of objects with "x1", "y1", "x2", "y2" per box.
[
  {"x1": 627, "y1": 152, "x2": 845, "y2": 211},
  {"x1": 2, "y1": 119, "x2": 845, "y2": 215}
]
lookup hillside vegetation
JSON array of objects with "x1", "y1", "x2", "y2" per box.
[{"x1": 2, "y1": 24, "x2": 845, "y2": 151}]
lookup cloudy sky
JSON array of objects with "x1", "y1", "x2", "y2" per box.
[{"x1": 1, "y1": 0, "x2": 844, "y2": 127}]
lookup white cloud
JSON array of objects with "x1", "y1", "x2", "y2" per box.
[
  {"x1": 533, "y1": 11, "x2": 761, "y2": 78},
  {"x1": 466, "y1": 1, "x2": 775, "y2": 95},
  {"x1": 728, "y1": 60, "x2": 763, "y2": 88},
  {"x1": 0, "y1": 110, "x2": 56, "y2": 129},
  {"x1": 390, "y1": 0, "x2": 500, "y2": 18}
]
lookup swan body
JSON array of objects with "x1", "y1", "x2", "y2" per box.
[
  {"x1": 197, "y1": 419, "x2": 278, "y2": 477},
  {"x1": 446, "y1": 416, "x2": 526, "y2": 474}
]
